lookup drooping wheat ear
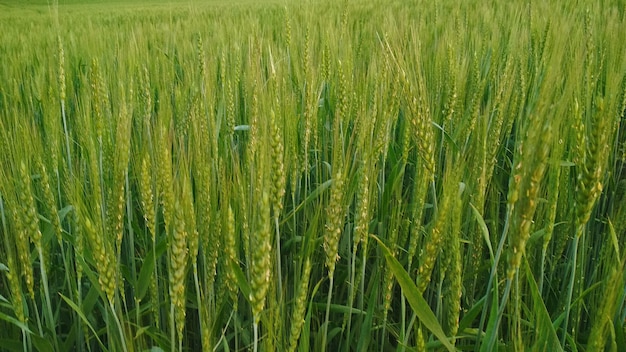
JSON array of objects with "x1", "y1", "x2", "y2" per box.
[
  {"x1": 567, "y1": 89, "x2": 612, "y2": 343},
  {"x1": 287, "y1": 258, "x2": 312, "y2": 352},
  {"x1": 21, "y1": 201, "x2": 58, "y2": 352},
  {"x1": 250, "y1": 191, "x2": 272, "y2": 323},
  {"x1": 574, "y1": 99, "x2": 610, "y2": 231},
  {"x1": 14, "y1": 161, "x2": 42, "y2": 299},
  {"x1": 83, "y1": 216, "x2": 115, "y2": 304},
  {"x1": 170, "y1": 202, "x2": 189, "y2": 343},
  {"x1": 17, "y1": 162, "x2": 42, "y2": 248},
  {"x1": 507, "y1": 123, "x2": 551, "y2": 279},
  {"x1": 9, "y1": 204, "x2": 34, "y2": 300},
  {"x1": 324, "y1": 171, "x2": 347, "y2": 277},
  {"x1": 416, "y1": 163, "x2": 456, "y2": 294}
]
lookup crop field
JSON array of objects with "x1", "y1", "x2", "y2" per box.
[{"x1": 1, "y1": 0, "x2": 626, "y2": 351}]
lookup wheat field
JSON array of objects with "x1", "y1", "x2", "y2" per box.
[{"x1": 1, "y1": 0, "x2": 625, "y2": 351}]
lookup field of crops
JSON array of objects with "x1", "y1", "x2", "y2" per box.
[{"x1": 1, "y1": 0, "x2": 626, "y2": 351}]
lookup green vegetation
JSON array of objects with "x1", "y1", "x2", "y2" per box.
[{"x1": 1, "y1": 0, "x2": 625, "y2": 351}]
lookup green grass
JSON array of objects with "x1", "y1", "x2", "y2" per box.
[{"x1": 1, "y1": 0, "x2": 626, "y2": 351}]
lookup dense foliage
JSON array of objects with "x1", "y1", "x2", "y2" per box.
[{"x1": 1, "y1": 0, "x2": 625, "y2": 351}]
